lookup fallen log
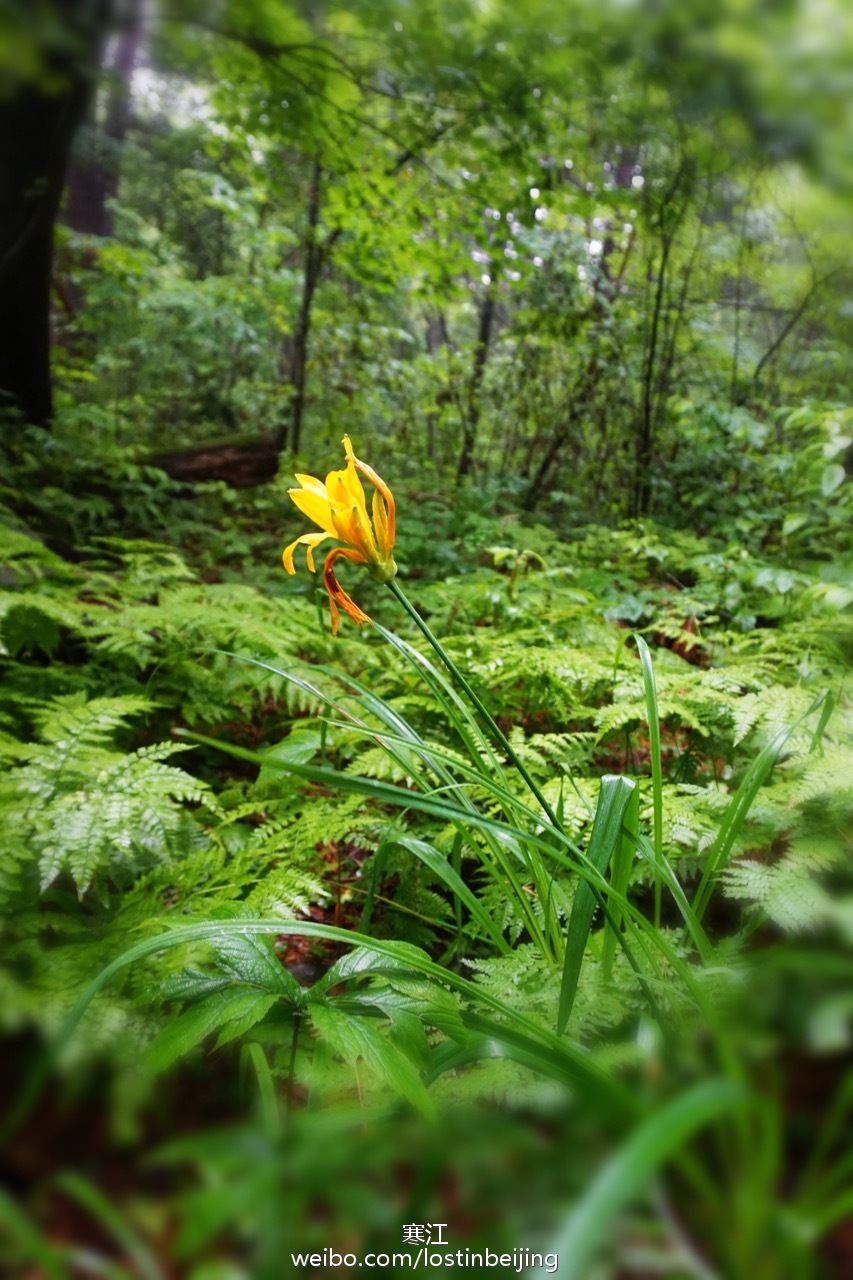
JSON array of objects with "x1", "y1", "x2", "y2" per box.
[{"x1": 150, "y1": 436, "x2": 280, "y2": 488}]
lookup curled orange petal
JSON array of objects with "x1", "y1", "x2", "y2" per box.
[{"x1": 322, "y1": 547, "x2": 371, "y2": 635}]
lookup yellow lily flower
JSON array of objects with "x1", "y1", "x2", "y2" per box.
[{"x1": 283, "y1": 435, "x2": 397, "y2": 634}]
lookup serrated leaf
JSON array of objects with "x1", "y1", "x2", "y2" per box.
[
  {"x1": 310, "y1": 1001, "x2": 435, "y2": 1118},
  {"x1": 146, "y1": 989, "x2": 279, "y2": 1073},
  {"x1": 209, "y1": 929, "x2": 304, "y2": 1003}
]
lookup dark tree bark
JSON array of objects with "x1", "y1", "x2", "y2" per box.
[
  {"x1": 278, "y1": 158, "x2": 324, "y2": 454},
  {"x1": 423, "y1": 309, "x2": 452, "y2": 465},
  {"x1": 632, "y1": 158, "x2": 693, "y2": 517},
  {"x1": 751, "y1": 270, "x2": 833, "y2": 391},
  {"x1": 457, "y1": 273, "x2": 497, "y2": 481},
  {"x1": 275, "y1": 138, "x2": 427, "y2": 457},
  {"x1": 522, "y1": 357, "x2": 602, "y2": 505},
  {"x1": 0, "y1": 2, "x2": 109, "y2": 427},
  {"x1": 65, "y1": 1, "x2": 143, "y2": 237},
  {"x1": 633, "y1": 234, "x2": 672, "y2": 516}
]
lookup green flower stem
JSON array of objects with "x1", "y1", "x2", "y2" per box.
[
  {"x1": 386, "y1": 579, "x2": 561, "y2": 830},
  {"x1": 386, "y1": 579, "x2": 667, "y2": 1025},
  {"x1": 380, "y1": 586, "x2": 562, "y2": 956}
]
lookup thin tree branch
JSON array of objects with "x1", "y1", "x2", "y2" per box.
[{"x1": 751, "y1": 270, "x2": 835, "y2": 386}]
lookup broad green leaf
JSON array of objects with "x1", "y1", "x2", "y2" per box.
[
  {"x1": 208, "y1": 928, "x2": 304, "y2": 1002},
  {"x1": 635, "y1": 634, "x2": 664, "y2": 928},
  {"x1": 3, "y1": 919, "x2": 637, "y2": 1142},
  {"x1": 558, "y1": 775, "x2": 637, "y2": 1033},
  {"x1": 146, "y1": 989, "x2": 279, "y2": 1073},
  {"x1": 391, "y1": 833, "x2": 507, "y2": 951},
  {"x1": 54, "y1": 1172, "x2": 165, "y2": 1280},
  {"x1": 534, "y1": 1079, "x2": 749, "y2": 1279},
  {"x1": 310, "y1": 1001, "x2": 435, "y2": 1119},
  {"x1": 821, "y1": 463, "x2": 845, "y2": 496}
]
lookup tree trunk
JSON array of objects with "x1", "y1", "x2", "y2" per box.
[
  {"x1": 272, "y1": 138, "x2": 445, "y2": 458},
  {"x1": 457, "y1": 276, "x2": 497, "y2": 480},
  {"x1": 633, "y1": 235, "x2": 671, "y2": 517},
  {"x1": 521, "y1": 152, "x2": 637, "y2": 508},
  {"x1": 0, "y1": 2, "x2": 108, "y2": 427},
  {"x1": 278, "y1": 159, "x2": 323, "y2": 455},
  {"x1": 424, "y1": 309, "x2": 451, "y2": 467},
  {"x1": 65, "y1": 1, "x2": 142, "y2": 237},
  {"x1": 522, "y1": 358, "x2": 599, "y2": 505},
  {"x1": 632, "y1": 158, "x2": 693, "y2": 518}
]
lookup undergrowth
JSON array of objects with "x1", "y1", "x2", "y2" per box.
[{"x1": 1, "y1": 430, "x2": 851, "y2": 1279}]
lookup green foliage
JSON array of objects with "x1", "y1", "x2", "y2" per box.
[
  {"x1": 0, "y1": 695, "x2": 216, "y2": 899},
  {"x1": 2, "y1": 0, "x2": 852, "y2": 1274}
]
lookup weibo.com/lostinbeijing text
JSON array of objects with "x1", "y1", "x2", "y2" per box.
[{"x1": 290, "y1": 1246, "x2": 559, "y2": 1273}]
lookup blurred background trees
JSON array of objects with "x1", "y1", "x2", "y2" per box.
[{"x1": 0, "y1": 0, "x2": 846, "y2": 523}]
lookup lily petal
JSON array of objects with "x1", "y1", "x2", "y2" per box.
[
  {"x1": 331, "y1": 501, "x2": 379, "y2": 563},
  {"x1": 344, "y1": 435, "x2": 395, "y2": 551},
  {"x1": 293, "y1": 472, "x2": 328, "y2": 497},
  {"x1": 323, "y1": 547, "x2": 370, "y2": 635},
  {"x1": 283, "y1": 437, "x2": 396, "y2": 634},
  {"x1": 289, "y1": 486, "x2": 338, "y2": 536},
  {"x1": 371, "y1": 488, "x2": 389, "y2": 556},
  {"x1": 283, "y1": 530, "x2": 331, "y2": 574},
  {"x1": 325, "y1": 461, "x2": 366, "y2": 515}
]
